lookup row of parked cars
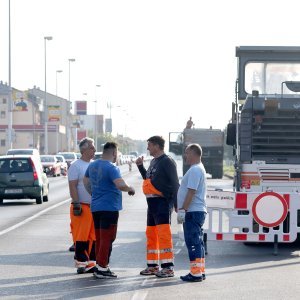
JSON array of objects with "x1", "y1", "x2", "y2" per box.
[
  {"x1": 0, "y1": 148, "x2": 141, "y2": 205},
  {"x1": 0, "y1": 149, "x2": 81, "y2": 205}
]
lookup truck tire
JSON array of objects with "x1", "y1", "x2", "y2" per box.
[{"x1": 212, "y1": 168, "x2": 223, "y2": 179}]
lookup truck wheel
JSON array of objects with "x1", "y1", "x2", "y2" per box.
[{"x1": 212, "y1": 169, "x2": 223, "y2": 179}]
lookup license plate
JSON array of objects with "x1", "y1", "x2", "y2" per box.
[{"x1": 5, "y1": 189, "x2": 23, "y2": 194}]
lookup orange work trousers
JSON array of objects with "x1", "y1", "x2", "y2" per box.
[
  {"x1": 70, "y1": 203, "x2": 96, "y2": 262},
  {"x1": 146, "y1": 197, "x2": 174, "y2": 268}
]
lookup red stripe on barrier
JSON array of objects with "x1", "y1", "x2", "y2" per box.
[
  {"x1": 283, "y1": 235, "x2": 289, "y2": 241},
  {"x1": 283, "y1": 194, "x2": 290, "y2": 208},
  {"x1": 235, "y1": 193, "x2": 247, "y2": 209},
  {"x1": 234, "y1": 234, "x2": 247, "y2": 240},
  {"x1": 216, "y1": 234, "x2": 223, "y2": 240},
  {"x1": 259, "y1": 234, "x2": 265, "y2": 241}
]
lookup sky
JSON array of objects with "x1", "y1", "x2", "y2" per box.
[{"x1": 1, "y1": 0, "x2": 300, "y2": 141}]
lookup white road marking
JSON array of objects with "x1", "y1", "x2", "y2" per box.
[
  {"x1": 173, "y1": 248, "x2": 181, "y2": 255},
  {"x1": 0, "y1": 198, "x2": 71, "y2": 236},
  {"x1": 131, "y1": 277, "x2": 156, "y2": 300}
]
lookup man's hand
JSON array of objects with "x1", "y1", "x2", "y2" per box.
[
  {"x1": 73, "y1": 202, "x2": 82, "y2": 216},
  {"x1": 128, "y1": 186, "x2": 135, "y2": 196},
  {"x1": 135, "y1": 156, "x2": 144, "y2": 166},
  {"x1": 177, "y1": 209, "x2": 186, "y2": 224}
]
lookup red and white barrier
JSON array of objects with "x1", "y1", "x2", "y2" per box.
[{"x1": 204, "y1": 191, "x2": 300, "y2": 243}]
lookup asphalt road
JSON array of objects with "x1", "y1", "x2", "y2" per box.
[{"x1": 0, "y1": 163, "x2": 299, "y2": 299}]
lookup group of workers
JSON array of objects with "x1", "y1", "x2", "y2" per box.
[{"x1": 68, "y1": 130, "x2": 207, "y2": 283}]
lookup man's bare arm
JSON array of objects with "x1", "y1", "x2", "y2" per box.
[
  {"x1": 69, "y1": 180, "x2": 80, "y2": 203},
  {"x1": 83, "y1": 176, "x2": 92, "y2": 195},
  {"x1": 114, "y1": 178, "x2": 135, "y2": 195}
]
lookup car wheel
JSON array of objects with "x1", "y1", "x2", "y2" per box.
[
  {"x1": 43, "y1": 194, "x2": 49, "y2": 202},
  {"x1": 36, "y1": 191, "x2": 43, "y2": 204}
]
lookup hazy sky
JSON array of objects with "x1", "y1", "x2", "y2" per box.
[{"x1": 1, "y1": 0, "x2": 299, "y2": 140}]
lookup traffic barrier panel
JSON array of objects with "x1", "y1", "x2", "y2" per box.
[{"x1": 204, "y1": 191, "x2": 300, "y2": 243}]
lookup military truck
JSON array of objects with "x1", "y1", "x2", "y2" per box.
[{"x1": 169, "y1": 127, "x2": 224, "y2": 178}]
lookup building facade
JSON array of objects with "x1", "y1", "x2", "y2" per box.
[{"x1": 0, "y1": 82, "x2": 105, "y2": 155}]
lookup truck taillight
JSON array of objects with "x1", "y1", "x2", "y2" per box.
[{"x1": 29, "y1": 158, "x2": 38, "y2": 181}]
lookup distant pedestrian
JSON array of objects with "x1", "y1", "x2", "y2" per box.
[
  {"x1": 84, "y1": 142, "x2": 135, "y2": 279},
  {"x1": 68, "y1": 137, "x2": 96, "y2": 274},
  {"x1": 185, "y1": 117, "x2": 194, "y2": 129},
  {"x1": 177, "y1": 143, "x2": 207, "y2": 282},
  {"x1": 136, "y1": 135, "x2": 179, "y2": 278}
]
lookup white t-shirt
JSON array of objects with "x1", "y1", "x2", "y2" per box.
[
  {"x1": 68, "y1": 159, "x2": 92, "y2": 204},
  {"x1": 177, "y1": 163, "x2": 207, "y2": 212}
]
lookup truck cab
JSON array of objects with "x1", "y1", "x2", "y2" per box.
[
  {"x1": 229, "y1": 46, "x2": 300, "y2": 193},
  {"x1": 169, "y1": 127, "x2": 224, "y2": 178}
]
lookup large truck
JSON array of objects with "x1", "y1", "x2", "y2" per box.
[
  {"x1": 205, "y1": 46, "x2": 300, "y2": 253},
  {"x1": 169, "y1": 127, "x2": 224, "y2": 178}
]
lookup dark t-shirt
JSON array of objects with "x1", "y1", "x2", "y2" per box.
[{"x1": 138, "y1": 154, "x2": 179, "y2": 207}]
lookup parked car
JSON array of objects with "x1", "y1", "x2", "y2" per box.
[
  {"x1": 40, "y1": 155, "x2": 61, "y2": 177},
  {"x1": 6, "y1": 148, "x2": 40, "y2": 159},
  {"x1": 55, "y1": 155, "x2": 68, "y2": 176},
  {"x1": 93, "y1": 152, "x2": 103, "y2": 160},
  {"x1": 0, "y1": 155, "x2": 49, "y2": 205},
  {"x1": 57, "y1": 152, "x2": 77, "y2": 168},
  {"x1": 75, "y1": 153, "x2": 81, "y2": 159}
]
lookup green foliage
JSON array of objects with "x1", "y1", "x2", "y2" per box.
[{"x1": 223, "y1": 165, "x2": 234, "y2": 177}]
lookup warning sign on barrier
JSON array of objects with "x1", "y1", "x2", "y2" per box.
[{"x1": 252, "y1": 192, "x2": 288, "y2": 228}]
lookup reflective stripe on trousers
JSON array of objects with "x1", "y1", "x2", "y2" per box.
[
  {"x1": 146, "y1": 224, "x2": 174, "y2": 266},
  {"x1": 190, "y1": 258, "x2": 205, "y2": 275}
]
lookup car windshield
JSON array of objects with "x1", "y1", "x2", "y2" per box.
[
  {"x1": 0, "y1": 159, "x2": 32, "y2": 173},
  {"x1": 41, "y1": 156, "x2": 55, "y2": 162},
  {"x1": 56, "y1": 156, "x2": 63, "y2": 162},
  {"x1": 60, "y1": 153, "x2": 75, "y2": 159}
]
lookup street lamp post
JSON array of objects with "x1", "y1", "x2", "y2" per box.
[
  {"x1": 55, "y1": 70, "x2": 63, "y2": 153},
  {"x1": 7, "y1": 0, "x2": 13, "y2": 150},
  {"x1": 44, "y1": 36, "x2": 53, "y2": 155},
  {"x1": 94, "y1": 84, "x2": 101, "y2": 148},
  {"x1": 68, "y1": 58, "x2": 75, "y2": 151},
  {"x1": 55, "y1": 70, "x2": 63, "y2": 96}
]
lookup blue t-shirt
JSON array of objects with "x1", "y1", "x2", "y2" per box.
[{"x1": 85, "y1": 160, "x2": 122, "y2": 212}]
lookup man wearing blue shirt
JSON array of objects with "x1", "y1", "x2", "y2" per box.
[{"x1": 83, "y1": 142, "x2": 135, "y2": 279}]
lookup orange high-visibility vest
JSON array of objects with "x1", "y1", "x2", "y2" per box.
[{"x1": 142, "y1": 178, "x2": 163, "y2": 196}]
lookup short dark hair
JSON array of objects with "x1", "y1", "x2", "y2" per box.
[
  {"x1": 147, "y1": 136, "x2": 165, "y2": 150},
  {"x1": 187, "y1": 143, "x2": 202, "y2": 157},
  {"x1": 103, "y1": 142, "x2": 118, "y2": 153}
]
